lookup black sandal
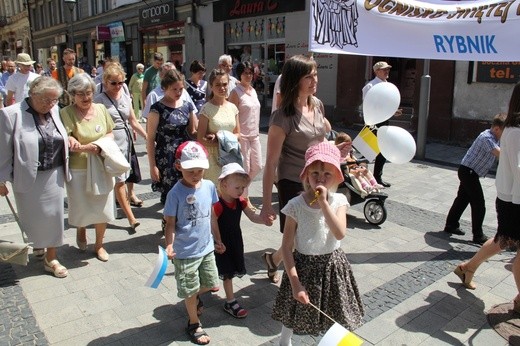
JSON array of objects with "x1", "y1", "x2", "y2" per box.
[
  {"x1": 262, "y1": 252, "x2": 280, "y2": 283},
  {"x1": 129, "y1": 196, "x2": 143, "y2": 207},
  {"x1": 224, "y1": 300, "x2": 248, "y2": 318},
  {"x1": 186, "y1": 321, "x2": 210, "y2": 345}
]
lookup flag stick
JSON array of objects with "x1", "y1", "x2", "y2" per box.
[{"x1": 308, "y1": 301, "x2": 338, "y2": 325}]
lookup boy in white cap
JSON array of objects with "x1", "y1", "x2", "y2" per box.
[
  {"x1": 163, "y1": 140, "x2": 224, "y2": 345},
  {"x1": 5, "y1": 53, "x2": 40, "y2": 106},
  {"x1": 213, "y1": 163, "x2": 270, "y2": 319}
]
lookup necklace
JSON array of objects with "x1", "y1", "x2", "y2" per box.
[{"x1": 76, "y1": 105, "x2": 92, "y2": 120}]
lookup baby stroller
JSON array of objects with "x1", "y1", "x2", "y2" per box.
[{"x1": 338, "y1": 159, "x2": 388, "y2": 225}]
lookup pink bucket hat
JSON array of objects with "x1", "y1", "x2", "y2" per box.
[{"x1": 300, "y1": 142, "x2": 344, "y2": 183}]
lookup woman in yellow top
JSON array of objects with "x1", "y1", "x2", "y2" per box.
[
  {"x1": 197, "y1": 69, "x2": 240, "y2": 184},
  {"x1": 60, "y1": 73, "x2": 115, "y2": 262},
  {"x1": 128, "y1": 63, "x2": 144, "y2": 122}
]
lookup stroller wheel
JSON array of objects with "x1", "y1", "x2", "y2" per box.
[{"x1": 364, "y1": 200, "x2": 387, "y2": 225}]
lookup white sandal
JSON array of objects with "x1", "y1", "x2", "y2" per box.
[{"x1": 44, "y1": 258, "x2": 68, "y2": 278}]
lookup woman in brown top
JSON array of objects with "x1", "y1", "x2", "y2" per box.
[{"x1": 260, "y1": 55, "x2": 332, "y2": 283}]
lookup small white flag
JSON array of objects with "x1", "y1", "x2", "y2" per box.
[
  {"x1": 144, "y1": 246, "x2": 168, "y2": 289},
  {"x1": 318, "y1": 322, "x2": 363, "y2": 346}
]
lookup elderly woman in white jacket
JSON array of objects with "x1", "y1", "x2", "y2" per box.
[{"x1": 0, "y1": 76, "x2": 70, "y2": 277}]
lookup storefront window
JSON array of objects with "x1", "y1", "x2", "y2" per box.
[
  {"x1": 225, "y1": 16, "x2": 285, "y2": 107},
  {"x1": 142, "y1": 26, "x2": 184, "y2": 67}
]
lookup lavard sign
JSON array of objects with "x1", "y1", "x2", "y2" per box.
[
  {"x1": 213, "y1": 0, "x2": 305, "y2": 21},
  {"x1": 309, "y1": 0, "x2": 520, "y2": 61}
]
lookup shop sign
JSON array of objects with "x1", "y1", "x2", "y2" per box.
[
  {"x1": 213, "y1": 0, "x2": 305, "y2": 22},
  {"x1": 112, "y1": 0, "x2": 139, "y2": 9},
  {"x1": 108, "y1": 22, "x2": 125, "y2": 43},
  {"x1": 475, "y1": 62, "x2": 520, "y2": 84},
  {"x1": 97, "y1": 26, "x2": 111, "y2": 41},
  {"x1": 139, "y1": 1, "x2": 175, "y2": 28},
  {"x1": 54, "y1": 34, "x2": 66, "y2": 44}
]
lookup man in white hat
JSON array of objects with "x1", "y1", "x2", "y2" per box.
[
  {"x1": 5, "y1": 53, "x2": 40, "y2": 106},
  {"x1": 361, "y1": 61, "x2": 402, "y2": 187}
]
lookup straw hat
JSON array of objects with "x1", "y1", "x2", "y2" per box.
[{"x1": 15, "y1": 53, "x2": 36, "y2": 66}]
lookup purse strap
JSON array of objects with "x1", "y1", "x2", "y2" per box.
[
  {"x1": 4, "y1": 195, "x2": 29, "y2": 243},
  {"x1": 103, "y1": 92, "x2": 133, "y2": 152}
]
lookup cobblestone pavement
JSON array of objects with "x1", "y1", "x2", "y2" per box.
[{"x1": 0, "y1": 122, "x2": 514, "y2": 346}]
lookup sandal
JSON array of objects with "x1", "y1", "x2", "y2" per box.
[
  {"x1": 129, "y1": 196, "x2": 143, "y2": 207},
  {"x1": 224, "y1": 300, "x2": 248, "y2": 318},
  {"x1": 33, "y1": 248, "x2": 46, "y2": 260},
  {"x1": 129, "y1": 220, "x2": 140, "y2": 234},
  {"x1": 196, "y1": 295, "x2": 204, "y2": 316},
  {"x1": 453, "y1": 264, "x2": 476, "y2": 290},
  {"x1": 44, "y1": 258, "x2": 68, "y2": 278},
  {"x1": 186, "y1": 321, "x2": 210, "y2": 345},
  {"x1": 262, "y1": 252, "x2": 280, "y2": 284}
]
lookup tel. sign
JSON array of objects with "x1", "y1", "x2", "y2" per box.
[{"x1": 139, "y1": 1, "x2": 175, "y2": 27}]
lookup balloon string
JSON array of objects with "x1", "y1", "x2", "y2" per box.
[{"x1": 308, "y1": 301, "x2": 338, "y2": 325}]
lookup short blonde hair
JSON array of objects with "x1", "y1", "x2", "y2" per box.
[{"x1": 102, "y1": 62, "x2": 126, "y2": 84}]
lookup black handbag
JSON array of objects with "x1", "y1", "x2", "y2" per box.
[
  {"x1": 103, "y1": 92, "x2": 142, "y2": 184},
  {"x1": 126, "y1": 142, "x2": 142, "y2": 183}
]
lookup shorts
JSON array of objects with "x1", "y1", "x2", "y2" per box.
[{"x1": 173, "y1": 251, "x2": 220, "y2": 299}]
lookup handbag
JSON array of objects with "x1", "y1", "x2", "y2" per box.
[
  {"x1": 0, "y1": 196, "x2": 30, "y2": 266},
  {"x1": 126, "y1": 142, "x2": 142, "y2": 183},
  {"x1": 103, "y1": 92, "x2": 142, "y2": 183}
]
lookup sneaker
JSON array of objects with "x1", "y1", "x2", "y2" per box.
[
  {"x1": 444, "y1": 227, "x2": 465, "y2": 236},
  {"x1": 224, "y1": 300, "x2": 248, "y2": 318},
  {"x1": 472, "y1": 235, "x2": 489, "y2": 245}
]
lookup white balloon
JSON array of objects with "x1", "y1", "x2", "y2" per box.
[
  {"x1": 377, "y1": 126, "x2": 416, "y2": 164},
  {"x1": 363, "y1": 83, "x2": 401, "y2": 126}
]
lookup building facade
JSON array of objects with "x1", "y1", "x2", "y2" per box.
[
  {"x1": 0, "y1": 0, "x2": 31, "y2": 60},
  {"x1": 5, "y1": 0, "x2": 516, "y2": 144}
]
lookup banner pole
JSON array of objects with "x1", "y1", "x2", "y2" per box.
[{"x1": 416, "y1": 59, "x2": 431, "y2": 160}]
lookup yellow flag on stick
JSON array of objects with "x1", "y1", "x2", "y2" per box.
[
  {"x1": 318, "y1": 322, "x2": 364, "y2": 346},
  {"x1": 352, "y1": 126, "x2": 380, "y2": 162}
]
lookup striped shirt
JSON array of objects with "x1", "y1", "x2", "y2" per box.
[{"x1": 461, "y1": 129, "x2": 499, "y2": 177}]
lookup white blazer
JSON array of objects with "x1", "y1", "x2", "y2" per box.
[{"x1": 0, "y1": 99, "x2": 71, "y2": 193}]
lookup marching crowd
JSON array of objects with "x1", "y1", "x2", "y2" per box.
[{"x1": 1, "y1": 48, "x2": 520, "y2": 346}]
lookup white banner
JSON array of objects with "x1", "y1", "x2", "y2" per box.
[{"x1": 309, "y1": 0, "x2": 520, "y2": 61}]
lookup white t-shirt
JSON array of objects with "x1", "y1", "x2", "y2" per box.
[
  {"x1": 142, "y1": 86, "x2": 197, "y2": 119},
  {"x1": 271, "y1": 74, "x2": 282, "y2": 112},
  {"x1": 5, "y1": 72, "x2": 40, "y2": 103}
]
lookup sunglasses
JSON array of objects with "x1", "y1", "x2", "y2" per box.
[{"x1": 109, "y1": 81, "x2": 124, "y2": 86}]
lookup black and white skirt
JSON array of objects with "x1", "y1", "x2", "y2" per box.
[{"x1": 272, "y1": 248, "x2": 364, "y2": 335}]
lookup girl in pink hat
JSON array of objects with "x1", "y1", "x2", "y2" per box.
[{"x1": 271, "y1": 141, "x2": 364, "y2": 345}]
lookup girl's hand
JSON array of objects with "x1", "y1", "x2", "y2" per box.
[
  {"x1": 205, "y1": 133, "x2": 216, "y2": 142},
  {"x1": 292, "y1": 282, "x2": 310, "y2": 304},
  {"x1": 150, "y1": 166, "x2": 160, "y2": 182},
  {"x1": 0, "y1": 184, "x2": 8, "y2": 197},
  {"x1": 315, "y1": 185, "x2": 328, "y2": 205},
  {"x1": 260, "y1": 205, "x2": 277, "y2": 225},
  {"x1": 214, "y1": 241, "x2": 226, "y2": 254}
]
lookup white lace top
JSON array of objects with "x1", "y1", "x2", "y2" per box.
[{"x1": 281, "y1": 193, "x2": 349, "y2": 255}]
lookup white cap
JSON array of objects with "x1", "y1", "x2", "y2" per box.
[
  {"x1": 373, "y1": 61, "x2": 392, "y2": 72},
  {"x1": 218, "y1": 162, "x2": 248, "y2": 180},
  {"x1": 175, "y1": 141, "x2": 209, "y2": 169}
]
